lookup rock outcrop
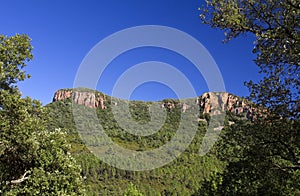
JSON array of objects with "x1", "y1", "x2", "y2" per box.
[
  {"x1": 53, "y1": 89, "x2": 73, "y2": 102},
  {"x1": 181, "y1": 103, "x2": 189, "y2": 113},
  {"x1": 161, "y1": 100, "x2": 179, "y2": 111},
  {"x1": 53, "y1": 89, "x2": 107, "y2": 109},
  {"x1": 198, "y1": 92, "x2": 254, "y2": 120},
  {"x1": 52, "y1": 89, "x2": 254, "y2": 120}
]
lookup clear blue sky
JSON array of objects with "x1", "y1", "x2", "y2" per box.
[{"x1": 1, "y1": 0, "x2": 260, "y2": 104}]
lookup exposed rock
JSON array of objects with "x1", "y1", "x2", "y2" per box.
[
  {"x1": 52, "y1": 89, "x2": 255, "y2": 120},
  {"x1": 213, "y1": 126, "x2": 224, "y2": 131},
  {"x1": 200, "y1": 92, "x2": 224, "y2": 114},
  {"x1": 182, "y1": 103, "x2": 189, "y2": 113},
  {"x1": 200, "y1": 93, "x2": 211, "y2": 114},
  {"x1": 227, "y1": 94, "x2": 239, "y2": 112},
  {"x1": 95, "y1": 96, "x2": 107, "y2": 109},
  {"x1": 198, "y1": 118, "x2": 207, "y2": 123},
  {"x1": 162, "y1": 101, "x2": 176, "y2": 110},
  {"x1": 221, "y1": 92, "x2": 229, "y2": 111},
  {"x1": 53, "y1": 89, "x2": 106, "y2": 109},
  {"x1": 228, "y1": 121, "x2": 235, "y2": 126},
  {"x1": 198, "y1": 92, "x2": 254, "y2": 120},
  {"x1": 53, "y1": 90, "x2": 72, "y2": 102}
]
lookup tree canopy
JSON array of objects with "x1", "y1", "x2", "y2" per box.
[
  {"x1": 0, "y1": 34, "x2": 84, "y2": 195},
  {"x1": 200, "y1": 0, "x2": 299, "y2": 119},
  {"x1": 198, "y1": 0, "x2": 299, "y2": 194}
]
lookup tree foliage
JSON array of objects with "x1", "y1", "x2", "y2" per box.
[
  {"x1": 198, "y1": 116, "x2": 300, "y2": 195},
  {"x1": 47, "y1": 93, "x2": 226, "y2": 195},
  {"x1": 0, "y1": 35, "x2": 32, "y2": 92},
  {"x1": 123, "y1": 182, "x2": 144, "y2": 196},
  {"x1": 200, "y1": 0, "x2": 299, "y2": 119},
  {"x1": 199, "y1": 0, "x2": 300, "y2": 194},
  {"x1": 0, "y1": 34, "x2": 84, "y2": 195}
]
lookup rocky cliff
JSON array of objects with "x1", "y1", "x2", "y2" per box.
[
  {"x1": 198, "y1": 92, "x2": 255, "y2": 120},
  {"x1": 53, "y1": 89, "x2": 107, "y2": 109},
  {"x1": 52, "y1": 89, "x2": 254, "y2": 119}
]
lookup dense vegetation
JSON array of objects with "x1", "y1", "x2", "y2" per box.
[
  {"x1": 47, "y1": 84, "x2": 299, "y2": 195},
  {"x1": 47, "y1": 92, "x2": 229, "y2": 195},
  {"x1": 199, "y1": 0, "x2": 299, "y2": 194},
  {"x1": 1, "y1": 0, "x2": 299, "y2": 195},
  {"x1": 0, "y1": 35, "x2": 84, "y2": 195}
]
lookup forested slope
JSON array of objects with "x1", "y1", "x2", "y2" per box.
[{"x1": 46, "y1": 88, "x2": 250, "y2": 195}]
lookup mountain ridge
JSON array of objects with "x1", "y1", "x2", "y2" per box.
[
  {"x1": 46, "y1": 88, "x2": 261, "y2": 194},
  {"x1": 52, "y1": 88, "x2": 256, "y2": 120}
]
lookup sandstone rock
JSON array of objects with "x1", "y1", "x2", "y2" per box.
[
  {"x1": 182, "y1": 103, "x2": 189, "y2": 113},
  {"x1": 213, "y1": 126, "x2": 224, "y2": 131},
  {"x1": 228, "y1": 121, "x2": 235, "y2": 125},
  {"x1": 53, "y1": 90, "x2": 72, "y2": 102},
  {"x1": 52, "y1": 89, "x2": 107, "y2": 109},
  {"x1": 200, "y1": 92, "x2": 226, "y2": 115},
  {"x1": 163, "y1": 101, "x2": 176, "y2": 110},
  {"x1": 53, "y1": 89, "x2": 256, "y2": 120},
  {"x1": 227, "y1": 94, "x2": 238, "y2": 112},
  {"x1": 220, "y1": 92, "x2": 229, "y2": 111},
  {"x1": 198, "y1": 92, "x2": 254, "y2": 120}
]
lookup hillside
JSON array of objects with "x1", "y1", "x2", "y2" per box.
[{"x1": 46, "y1": 88, "x2": 253, "y2": 195}]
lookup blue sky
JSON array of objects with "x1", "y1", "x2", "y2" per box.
[{"x1": 1, "y1": 0, "x2": 260, "y2": 104}]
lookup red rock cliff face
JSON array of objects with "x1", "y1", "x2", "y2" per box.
[
  {"x1": 53, "y1": 89, "x2": 253, "y2": 119},
  {"x1": 198, "y1": 92, "x2": 254, "y2": 119},
  {"x1": 53, "y1": 89, "x2": 107, "y2": 109}
]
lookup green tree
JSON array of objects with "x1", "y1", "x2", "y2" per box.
[
  {"x1": 123, "y1": 182, "x2": 144, "y2": 196},
  {"x1": 201, "y1": 118, "x2": 300, "y2": 195},
  {"x1": 200, "y1": 0, "x2": 299, "y2": 118},
  {"x1": 0, "y1": 34, "x2": 84, "y2": 195},
  {"x1": 198, "y1": 0, "x2": 299, "y2": 194}
]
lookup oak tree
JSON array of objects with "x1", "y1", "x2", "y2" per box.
[
  {"x1": 198, "y1": 0, "x2": 299, "y2": 194},
  {"x1": 0, "y1": 34, "x2": 85, "y2": 195}
]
